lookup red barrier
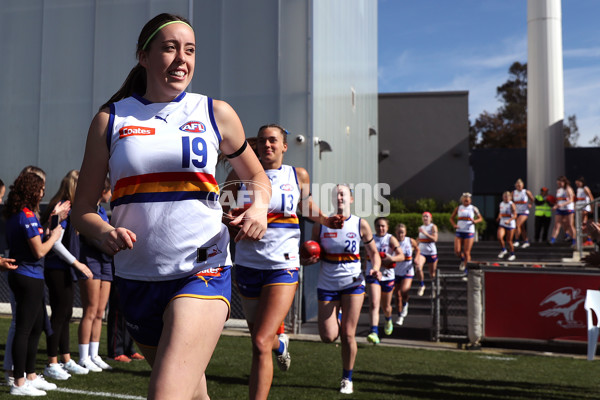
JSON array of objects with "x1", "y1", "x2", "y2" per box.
[{"x1": 483, "y1": 270, "x2": 600, "y2": 341}]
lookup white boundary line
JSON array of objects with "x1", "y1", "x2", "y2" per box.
[{"x1": 55, "y1": 388, "x2": 145, "y2": 399}]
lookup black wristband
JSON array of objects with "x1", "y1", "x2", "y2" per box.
[{"x1": 226, "y1": 140, "x2": 248, "y2": 159}]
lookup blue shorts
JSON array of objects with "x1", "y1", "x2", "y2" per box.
[
  {"x1": 394, "y1": 275, "x2": 414, "y2": 285},
  {"x1": 77, "y1": 257, "x2": 112, "y2": 281},
  {"x1": 235, "y1": 265, "x2": 298, "y2": 299},
  {"x1": 556, "y1": 209, "x2": 574, "y2": 216},
  {"x1": 317, "y1": 285, "x2": 365, "y2": 302},
  {"x1": 116, "y1": 265, "x2": 232, "y2": 347},
  {"x1": 422, "y1": 254, "x2": 438, "y2": 264},
  {"x1": 455, "y1": 232, "x2": 474, "y2": 239},
  {"x1": 517, "y1": 213, "x2": 529, "y2": 217}
]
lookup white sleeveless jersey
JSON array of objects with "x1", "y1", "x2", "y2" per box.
[
  {"x1": 108, "y1": 92, "x2": 231, "y2": 281},
  {"x1": 576, "y1": 187, "x2": 591, "y2": 212},
  {"x1": 318, "y1": 215, "x2": 364, "y2": 291},
  {"x1": 394, "y1": 236, "x2": 415, "y2": 278},
  {"x1": 235, "y1": 165, "x2": 301, "y2": 269},
  {"x1": 499, "y1": 201, "x2": 516, "y2": 229},
  {"x1": 456, "y1": 204, "x2": 479, "y2": 234},
  {"x1": 418, "y1": 224, "x2": 437, "y2": 256},
  {"x1": 367, "y1": 233, "x2": 394, "y2": 281},
  {"x1": 556, "y1": 187, "x2": 574, "y2": 211},
  {"x1": 513, "y1": 189, "x2": 529, "y2": 215}
]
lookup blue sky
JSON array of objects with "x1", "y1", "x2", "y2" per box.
[{"x1": 378, "y1": 0, "x2": 600, "y2": 146}]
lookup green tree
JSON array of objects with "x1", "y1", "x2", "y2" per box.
[{"x1": 470, "y1": 61, "x2": 579, "y2": 148}]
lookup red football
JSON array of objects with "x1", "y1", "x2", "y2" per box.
[
  {"x1": 300, "y1": 240, "x2": 321, "y2": 259},
  {"x1": 379, "y1": 251, "x2": 387, "y2": 259},
  {"x1": 546, "y1": 195, "x2": 556, "y2": 206}
]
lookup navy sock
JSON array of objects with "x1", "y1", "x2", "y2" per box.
[
  {"x1": 370, "y1": 326, "x2": 379, "y2": 335},
  {"x1": 343, "y1": 369, "x2": 353, "y2": 381}
]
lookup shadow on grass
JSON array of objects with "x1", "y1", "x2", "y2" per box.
[{"x1": 354, "y1": 371, "x2": 599, "y2": 400}]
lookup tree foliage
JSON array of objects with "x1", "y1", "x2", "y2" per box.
[{"x1": 470, "y1": 61, "x2": 579, "y2": 148}]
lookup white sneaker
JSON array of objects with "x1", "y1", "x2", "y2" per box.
[
  {"x1": 400, "y1": 303, "x2": 409, "y2": 318},
  {"x1": 513, "y1": 241, "x2": 520, "y2": 247},
  {"x1": 507, "y1": 254, "x2": 516, "y2": 261},
  {"x1": 29, "y1": 376, "x2": 57, "y2": 391},
  {"x1": 43, "y1": 364, "x2": 70, "y2": 381},
  {"x1": 62, "y1": 360, "x2": 88, "y2": 375},
  {"x1": 497, "y1": 249, "x2": 507, "y2": 258},
  {"x1": 91, "y1": 356, "x2": 112, "y2": 370},
  {"x1": 459, "y1": 262, "x2": 465, "y2": 271},
  {"x1": 79, "y1": 357, "x2": 102, "y2": 372},
  {"x1": 417, "y1": 285, "x2": 426, "y2": 297},
  {"x1": 521, "y1": 242, "x2": 530, "y2": 249},
  {"x1": 10, "y1": 381, "x2": 46, "y2": 396},
  {"x1": 340, "y1": 378, "x2": 353, "y2": 394},
  {"x1": 395, "y1": 316, "x2": 404, "y2": 326},
  {"x1": 275, "y1": 334, "x2": 291, "y2": 372}
]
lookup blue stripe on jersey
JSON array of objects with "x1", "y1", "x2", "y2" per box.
[
  {"x1": 107, "y1": 103, "x2": 116, "y2": 151},
  {"x1": 292, "y1": 166, "x2": 299, "y2": 186},
  {"x1": 267, "y1": 223, "x2": 300, "y2": 229},
  {"x1": 111, "y1": 190, "x2": 219, "y2": 208},
  {"x1": 208, "y1": 97, "x2": 222, "y2": 143}
]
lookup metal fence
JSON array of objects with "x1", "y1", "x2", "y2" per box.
[{"x1": 433, "y1": 272, "x2": 468, "y2": 342}]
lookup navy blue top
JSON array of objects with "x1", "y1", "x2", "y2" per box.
[{"x1": 6, "y1": 208, "x2": 45, "y2": 279}]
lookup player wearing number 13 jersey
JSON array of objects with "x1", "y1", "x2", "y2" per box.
[{"x1": 223, "y1": 124, "x2": 343, "y2": 400}]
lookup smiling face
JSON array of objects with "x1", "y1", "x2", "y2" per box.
[
  {"x1": 395, "y1": 226, "x2": 406, "y2": 241},
  {"x1": 334, "y1": 185, "x2": 353, "y2": 216},
  {"x1": 139, "y1": 22, "x2": 195, "y2": 102},
  {"x1": 257, "y1": 127, "x2": 287, "y2": 168}
]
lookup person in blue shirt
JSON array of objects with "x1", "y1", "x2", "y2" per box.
[{"x1": 3, "y1": 172, "x2": 63, "y2": 395}]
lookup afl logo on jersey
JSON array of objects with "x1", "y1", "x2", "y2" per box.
[
  {"x1": 346, "y1": 232, "x2": 357, "y2": 239},
  {"x1": 119, "y1": 126, "x2": 155, "y2": 138},
  {"x1": 280, "y1": 184, "x2": 294, "y2": 191},
  {"x1": 180, "y1": 121, "x2": 206, "y2": 133}
]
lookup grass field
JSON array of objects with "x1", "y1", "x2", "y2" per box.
[{"x1": 0, "y1": 316, "x2": 599, "y2": 399}]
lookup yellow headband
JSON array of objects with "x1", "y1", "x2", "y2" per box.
[{"x1": 142, "y1": 20, "x2": 193, "y2": 50}]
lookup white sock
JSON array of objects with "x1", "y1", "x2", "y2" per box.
[
  {"x1": 79, "y1": 344, "x2": 89, "y2": 361},
  {"x1": 90, "y1": 342, "x2": 100, "y2": 359}
]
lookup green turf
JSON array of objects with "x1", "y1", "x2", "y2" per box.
[{"x1": 0, "y1": 316, "x2": 599, "y2": 399}]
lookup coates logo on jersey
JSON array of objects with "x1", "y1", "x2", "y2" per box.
[
  {"x1": 180, "y1": 121, "x2": 206, "y2": 133},
  {"x1": 280, "y1": 184, "x2": 294, "y2": 192},
  {"x1": 119, "y1": 126, "x2": 155, "y2": 138},
  {"x1": 324, "y1": 232, "x2": 337, "y2": 238},
  {"x1": 346, "y1": 232, "x2": 357, "y2": 239}
]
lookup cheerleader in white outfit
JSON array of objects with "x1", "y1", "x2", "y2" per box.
[
  {"x1": 305, "y1": 184, "x2": 381, "y2": 395},
  {"x1": 497, "y1": 191, "x2": 517, "y2": 261},
  {"x1": 512, "y1": 179, "x2": 534, "y2": 248}
]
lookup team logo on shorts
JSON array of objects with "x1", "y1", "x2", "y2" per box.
[
  {"x1": 179, "y1": 121, "x2": 206, "y2": 133},
  {"x1": 346, "y1": 232, "x2": 358, "y2": 239}
]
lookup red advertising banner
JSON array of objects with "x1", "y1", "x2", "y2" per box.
[{"x1": 484, "y1": 270, "x2": 600, "y2": 341}]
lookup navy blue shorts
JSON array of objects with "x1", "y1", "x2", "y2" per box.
[
  {"x1": 317, "y1": 285, "x2": 365, "y2": 302},
  {"x1": 455, "y1": 232, "x2": 474, "y2": 239},
  {"x1": 116, "y1": 265, "x2": 232, "y2": 347},
  {"x1": 77, "y1": 256, "x2": 112, "y2": 281},
  {"x1": 235, "y1": 265, "x2": 298, "y2": 299},
  {"x1": 422, "y1": 254, "x2": 438, "y2": 264}
]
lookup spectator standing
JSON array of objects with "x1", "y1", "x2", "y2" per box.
[{"x1": 534, "y1": 187, "x2": 552, "y2": 243}]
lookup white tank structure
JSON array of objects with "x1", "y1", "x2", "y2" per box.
[{"x1": 527, "y1": 0, "x2": 565, "y2": 196}]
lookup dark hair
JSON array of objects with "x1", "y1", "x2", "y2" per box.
[
  {"x1": 576, "y1": 176, "x2": 585, "y2": 185},
  {"x1": 374, "y1": 217, "x2": 389, "y2": 226},
  {"x1": 99, "y1": 13, "x2": 191, "y2": 110},
  {"x1": 258, "y1": 124, "x2": 288, "y2": 145},
  {"x1": 3, "y1": 173, "x2": 45, "y2": 218},
  {"x1": 19, "y1": 165, "x2": 46, "y2": 180},
  {"x1": 0, "y1": 178, "x2": 4, "y2": 188},
  {"x1": 557, "y1": 175, "x2": 571, "y2": 187}
]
